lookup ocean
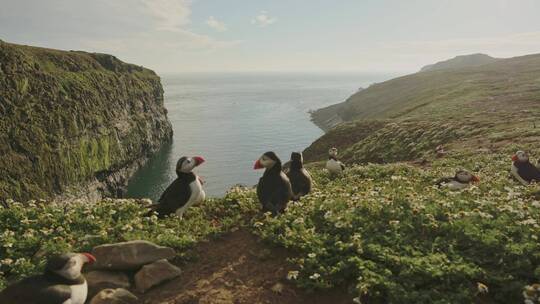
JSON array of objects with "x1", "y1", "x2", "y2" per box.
[{"x1": 125, "y1": 72, "x2": 395, "y2": 201}]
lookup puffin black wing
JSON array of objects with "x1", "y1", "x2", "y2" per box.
[
  {"x1": 257, "y1": 172, "x2": 292, "y2": 215},
  {"x1": 156, "y1": 175, "x2": 194, "y2": 217},
  {"x1": 516, "y1": 162, "x2": 540, "y2": 183},
  {"x1": 41, "y1": 285, "x2": 73, "y2": 304},
  {"x1": 0, "y1": 275, "x2": 71, "y2": 304}
]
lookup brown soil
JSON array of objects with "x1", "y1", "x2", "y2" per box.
[{"x1": 137, "y1": 229, "x2": 353, "y2": 304}]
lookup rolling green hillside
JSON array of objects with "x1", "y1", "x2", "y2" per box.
[
  {"x1": 307, "y1": 54, "x2": 540, "y2": 163},
  {"x1": 420, "y1": 53, "x2": 499, "y2": 72}
]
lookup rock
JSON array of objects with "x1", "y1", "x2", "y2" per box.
[
  {"x1": 91, "y1": 241, "x2": 175, "y2": 270},
  {"x1": 89, "y1": 288, "x2": 138, "y2": 304},
  {"x1": 134, "y1": 259, "x2": 182, "y2": 293},
  {"x1": 86, "y1": 270, "x2": 131, "y2": 299}
]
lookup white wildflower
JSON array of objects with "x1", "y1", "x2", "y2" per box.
[{"x1": 286, "y1": 270, "x2": 299, "y2": 280}]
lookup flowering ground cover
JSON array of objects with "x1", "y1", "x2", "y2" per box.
[
  {"x1": 1, "y1": 145, "x2": 539, "y2": 303},
  {"x1": 0, "y1": 194, "x2": 258, "y2": 290},
  {"x1": 253, "y1": 145, "x2": 540, "y2": 303}
]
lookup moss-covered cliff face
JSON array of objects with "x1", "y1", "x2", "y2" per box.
[{"x1": 0, "y1": 41, "x2": 173, "y2": 202}]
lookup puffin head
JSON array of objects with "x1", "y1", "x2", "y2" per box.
[
  {"x1": 289, "y1": 152, "x2": 304, "y2": 169},
  {"x1": 328, "y1": 147, "x2": 338, "y2": 158},
  {"x1": 176, "y1": 156, "x2": 205, "y2": 174},
  {"x1": 290, "y1": 152, "x2": 303, "y2": 163},
  {"x1": 254, "y1": 151, "x2": 281, "y2": 170},
  {"x1": 455, "y1": 170, "x2": 480, "y2": 183},
  {"x1": 512, "y1": 151, "x2": 529, "y2": 163},
  {"x1": 46, "y1": 252, "x2": 96, "y2": 280}
]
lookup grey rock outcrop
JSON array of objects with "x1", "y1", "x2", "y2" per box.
[
  {"x1": 86, "y1": 270, "x2": 131, "y2": 299},
  {"x1": 89, "y1": 288, "x2": 138, "y2": 304},
  {"x1": 134, "y1": 259, "x2": 182, "y2": 293},
  {"x1": 91, "y1": 241, "x2": 175, "y2": 270}
]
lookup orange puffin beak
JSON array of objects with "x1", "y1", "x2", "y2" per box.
[
  {"x1": 512, "y1": 155, "x2": 518, "y2": 162},
  {"x1": 253, "y1": 159, "x2": 263, "y2": 170},
  {"x1": 193, "y1": 156, "x2": 205, "y2": 166},
  {"x1": 471, "y1": 175, "x2": 480, "y2": 183},
  {"x1": 81, "y1": 253, "x2": 96, "y2": 264}
]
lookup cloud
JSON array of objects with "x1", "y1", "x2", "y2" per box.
[
  {"x1": 251, "y1": 11, "x2": 276, "y2": 27},
  {"x1": 79, "y1": 0, "x2": 241, "y2": 72},
  {"x1": 140, "y1": 0, "x2": 192, "y2": 32},
  {"x1": 206, "y1": 16, "x2": 227, "y2": 32},
  {"x1": 377, "y1": 31, "x2": 540, "y2": 58}
]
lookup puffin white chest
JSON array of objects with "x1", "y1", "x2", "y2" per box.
[
  {"x1": 62, "y1": 281, "x2": 87, "y2": 304},
  {"x1": 444, "y1": 180, "x2": 469, "y2": 191},
  {"x1": 326, "y1": 159, "x2": 343, "y2": 174},
  {"x1": 189, "y1": 177, "x2": 206, "y2": 203},
  {"x1": 175, "y1": 177, "x2": 205, "y2": 218}
]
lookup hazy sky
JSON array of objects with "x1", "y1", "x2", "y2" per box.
[{"x1": 2, "y1": 0, "x2": 540, "y2": 73}]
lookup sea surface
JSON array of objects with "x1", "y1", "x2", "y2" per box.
[{"x1": 126, "y1": 72, "x2": 396, "y2": 200}]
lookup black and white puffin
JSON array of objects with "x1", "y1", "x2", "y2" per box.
[
  {"x1": 436, "y1": 169, "x2": 480, "y2": 190},
  {"x1": 0, "y1": 252, "x2": 96, "y2": 304},
  {"x1": 286, "y1": 152, "x2": 312, "y2": 200},
  {"x1": 153, "y1": 156, "x2": 206, "y2": 218},
  {"x1": 254, "y1": 151, "x2": 292, "y2": 215},
  {"x1": 326, "y1": 147, "x2": 345, "y2": 175},
  {"x1": 511, "y1": 150, "x2": 540, "y2": 185}
]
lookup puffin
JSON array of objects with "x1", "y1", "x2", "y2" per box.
[
  {"x1": 0, "y1": 252, "x2": 96, "y2": 304},
  {"x1": 511, "y1": 150, "x2": 540, "y2": 185},
  {"x1": 254, "y1": 151, "x2": 293, "y2": 215},
  {"x1": 436, "y1": 169, "x2": 480, "y2": 190},
  {"x1": 153, "y1": 155, "x2": 206, "y2": 218},
  {"x1": 286, "y1": 152, "x2": 312, "y2": 200},
  {"x1": 326, "y1": 147, "x2": 345, "y2": 175}
]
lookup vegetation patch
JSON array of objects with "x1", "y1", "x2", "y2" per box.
[
  {"x1": 0, "y1": 188, "x2": 259, "y2": 290},
  {"x1": 253, "y1": 146, "x2": 540, "y2": 303}
]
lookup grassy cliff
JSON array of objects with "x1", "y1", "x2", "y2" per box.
[
  {"x1": 0, "y1": 41, "x2": 172, "y2": 202},
  {"x1": 307, "y1": 54, "x2": 540, "y2": 163}
]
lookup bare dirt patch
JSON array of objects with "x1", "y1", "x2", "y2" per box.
[{"x1": 137, "y1": 229, "x2": 353, "y2": 304}]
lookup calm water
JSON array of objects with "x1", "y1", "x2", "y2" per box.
[{"x1": 126, "y1": 72, "x2": 395, "y2": 200}]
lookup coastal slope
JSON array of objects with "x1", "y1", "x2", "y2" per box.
[
  {"x1": 306, "y1": 53, "x2": 540, "y2": 162},
  {"x1": 0, "y1": 41, "x2": 173, "y2": 202},
  {"x1": 420, "y1": 53, "x2": 498, "y2": 72}
]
